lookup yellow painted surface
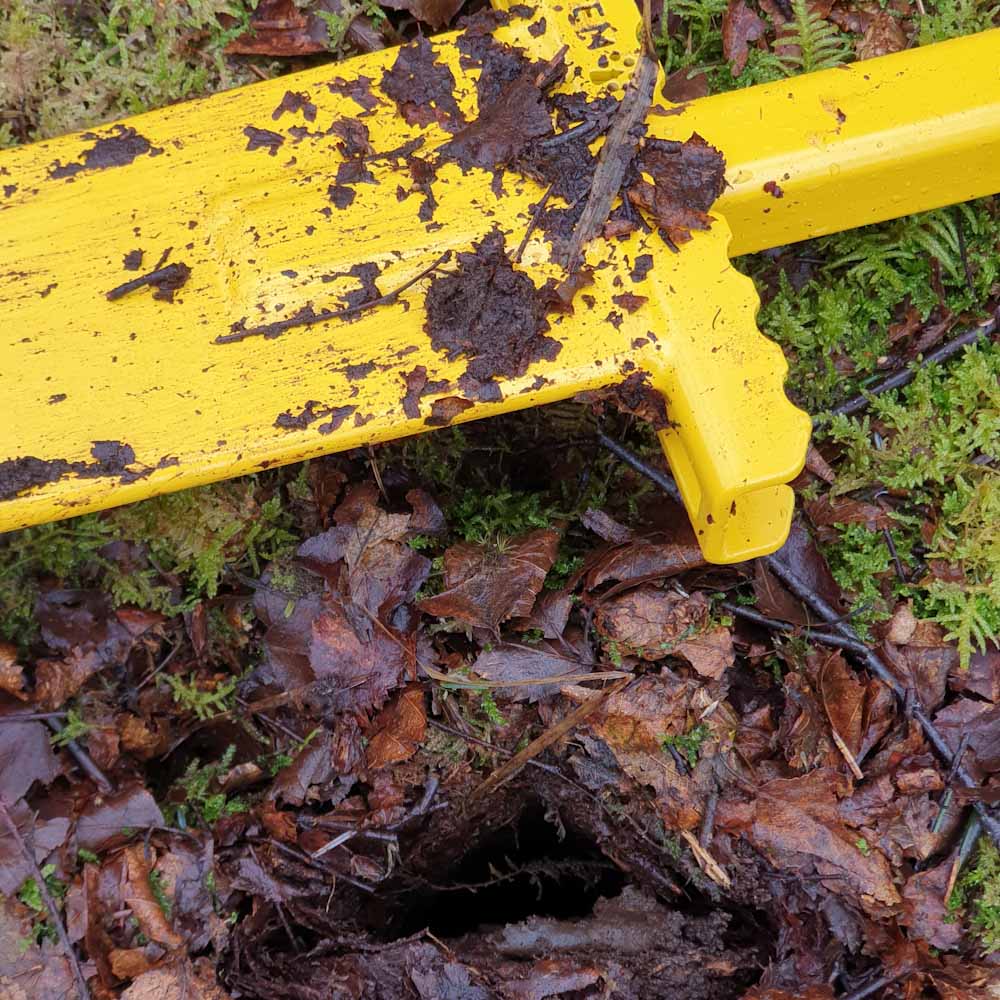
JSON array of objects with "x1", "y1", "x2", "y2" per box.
[{"x1": 1, "y1": 0, "x2": 996, "y2": 560}]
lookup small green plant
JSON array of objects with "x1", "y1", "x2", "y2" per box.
[
  {"x1": 478, "y1": 690, "x2": 508, "y2": 728},
  {"x1": 17, "y1": 863, "x2": 67, "y2": 945},
  {"x1": 165, "y1": 744, "x2": 247, "y2": 828},
  {"x1": 77, "y1": 849, "x2": 100, "y2": 865},
  {"x1": 661, "y1": 723, "x2": 711, "y2": 767},
  {"x1": 147, "y1": 868, "x2": 173, "y2": 919},
  {"x1": 918, "y1": 0, "x2": 1000, "y2": 45},
  {"x1": 450, "y1": 488, "x2": 558, "y2": 543},
  {"x1": 50, "y1": 707, "x2": 92, "y2": 748},
  {"x1": 948, "y1": 837, "x2": 1000, "y2": 953},
  {"x1": 855, "y1": 837, "x2": 871, "y2": 856},
  {"x1": 164, "y1": 673, "x2": 238, "y2": 720}
]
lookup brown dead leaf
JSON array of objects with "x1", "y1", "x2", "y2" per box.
[
  {"x1": 366, "y1": 684, "x2": 427, "y2": 768},
  {"x1": 0, "y1": 896, "x2": 77, "y2": 1000},
  {"x1": 226, "y1": 0, "x2": 383, "y2": 56},
  {"x1": 719, "y1": 768, "x2": 901, "y2": 913},
  {"x1": 418, "y1": 529, "x2": 559, "y2": 630},
  {"x1": 124, "y1": 844, "x2": 185, "y2": 950},
  {"x1": 0, "y1": 720, "x2": 60, "y2": 802},
  {"x1": 76, "y1": 783, "x2": 165, "y2": 852},
  {"x1": 0, "y1": 643, "x2": 26, "y2": 699},
  {"x1": 675, "y1": 624, "x2": 734, "y2": 680},
  {"x1": 584, "y1": 535, "x2": 705, "y2": 591},
  {"x1": 473, "y1": 643, "x2": 590, "y2": 702},
  {"x1": 805, "y1": 494, "x2": 892, "y2": 531},
  {"x1": 580, "y1": 509, "x2": 634, "y2": 544},
  {"x1": 594, "y1": 587, "x2": 709, "y2": 661},
  {"x1": 110, "y1": 947, "x2": 156, "y2": 980},
  {"x1": 661, "y1": 67, "x2": 709, "y2": 103},
  {"x1": 0, "y1": 798, "x2": 71, "y2": 896},
  {"x1": 122, "y1": 958, "x2": 232, "y2": 1000},
  {"x1": 512, "y1": 589, "x2": 574, "y2": 640},
  {"x1": 857, "y1": 11, "x2": 907, "y2": 60},
  {"x1": 722, "y1": 0, "x2": 766, "y2": 75},
  {"x1": 901, "y1": 859, "x2": 964, "y2": 951},
  {"x1": 309, "y1": 595, "x2": 414, "y2": 714},
  {"x1": 627, "y1": 134, "x2": 726, "y2": 246},
  {"x1": 804, "y1": 444, "x2": 837, "y2": 483},
  {"x1": 379, "y1": 0, "x2": 465, "y2": 28}
]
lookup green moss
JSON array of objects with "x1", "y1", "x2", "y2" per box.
[
  {"x1": 825, "y1": 341, "x2": 1000, "y2": 665},
  {"x1": 165, "y1": 743, "x2": 247, "y2": 827},
  {"x1": 747, "y1": 202, "x2": 999, "y2": 412},
  {"x1": 949, "y1": 837, "x2": 1000, "y2": 953},
  {"x1": 0, "y1": 0, "x2": 267, "y2": 145},
  {"x1": 661, "y1": 723, "x2": 711, "y2": 767}
]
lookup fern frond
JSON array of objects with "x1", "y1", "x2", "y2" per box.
[{"x1": 778, "y1": 0, "x2": 852, "y2": 75}]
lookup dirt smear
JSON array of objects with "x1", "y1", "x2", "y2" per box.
[
  {"x1": 380, "y1": 36, "x2": 464, "y2": 132},
  {"x1": 0, "y1": 441, "x2": 153, "y2": 501},
  {"x1": 423, "y1": 229, "x2": 560, "y2": 382},
  {"x1": 48, "y1": 125, "x2": 163, "y2": 180}
]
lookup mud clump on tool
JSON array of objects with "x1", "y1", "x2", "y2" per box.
[
  {"x1": 48, "y1": 125, "x2": 163, "y2": 179},
  {"x1": 0, "y1": 441, "x2": 150, "y2": 501},
  {"x1": 423, "y1": 230, "x2": 560, "y2": 382},
  {"x1": 381, "y1": 36, "x2": 463, "y2": 132}
]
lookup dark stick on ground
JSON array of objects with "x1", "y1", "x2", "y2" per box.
[
  {"x1": 720, "y1": 601, "x2": 870, "y2": 655},
  {"x1": 215, "y1": 250, "x2": 452, "y2": 344},
  {"x1": 47, "y1": 717, "x2": 114, "y2": 794},
  {"x1": 513, "y1": 184, "x2": 553, "y2": 263},
  {"x1": 699, "y1": 786, "x2": 718, "y2": 848},
  {"x1": 595, "y1": 433, "x2": 1000, "y2": 850},
  {"x1": 820, "y1": 310, "x2": 998, "y2": 422},
  {"x1": 838, "y1": 974, "x2": 899, "y2": 1000},
  {"x1": 0, "y1": 797, "x2": 92, "y2": 1000}
]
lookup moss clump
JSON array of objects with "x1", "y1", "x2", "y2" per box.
[
  {"x1": 0, "y1": 0, "x2": 264, "y2": 147},
  {"x1": 824, "y1": 341, "x2": 1000, "y2": 665},
  {"x1": 949, "y1": 837, "x2": 1000, "y2": 954}
]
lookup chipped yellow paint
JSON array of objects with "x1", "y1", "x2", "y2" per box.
[{"x1": 0, "y1": 0, "x2": 996, "y2": 561}]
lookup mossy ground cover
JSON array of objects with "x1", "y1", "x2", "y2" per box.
[{"x1": 2, "y1": 0, "x2": 1000, "y2": 975}]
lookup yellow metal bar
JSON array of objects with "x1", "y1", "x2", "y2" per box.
[
  {"x1": 656, "y1": 28, "x2": 1000, "y2": 256},
  {"x1": 1, "y1": 0, "x2": 998, "y2": 561}
]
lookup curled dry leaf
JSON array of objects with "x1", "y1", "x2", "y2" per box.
[
  {"x1": 418, "y1": 529, "x2": 560, "y2": 630},
  {"x1": 366, "y1": 684, "x2": 428, "y2": 768},
  {"x1": 675, "y1": 624, "x2": 734, "y2": 680},
  {"x1": 901, "y1": 858, "x2": 964, "y2": 951},
  {"x1": 379, "y1": 0, "x2": 466, "y2": 29}
]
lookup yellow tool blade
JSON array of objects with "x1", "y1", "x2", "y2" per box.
[{"x1": 1, "y1": 0, "x2": 997, "y2": 560}]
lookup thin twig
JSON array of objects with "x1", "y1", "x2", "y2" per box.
[
  {"x1": 0, "y1": 711, "x2": 68, "y2": 722},
  {"x1": 106, "y1": 262, "x2": 190, "y2": 301},
  {"x1": 467, "y1": 677, "x2": 631, "y2": 802},
  {"x1": 46, "y1": 718, "x2": 113, "y2": 794},
  {"x1": 821, "y1": 311, "x2": 998, "y2": 422},
  {"x1": 721, "y1": 601, "x2": 870, "y2": 655},
  {"x1": 0, "y1": 797, "x2": 91, "y2": 1000},
  {"x1": 839, "y1": 974, "x2": 899, "y2": 1000},
  {"x1": 699, "y1": 786, "x2": 719, "y2": 848},
  {"x1": 215, "y1": 251, "x2": 452, "y2": 344},
  {"x1": 558, "y1": 53, "x2": 659, "y2": 269},
  {"x1": 513, "y1": 185, "x2": 553, "y2": 263},
  {"x1": 945, "y1": 812, "x2": 982, "y2": 900}
]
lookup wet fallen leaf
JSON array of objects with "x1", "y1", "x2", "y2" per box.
[
  {"x1": 675, "y1": 624, "x2": 734, "y2": 680},
  {"x1": 121, "y1": 957, "x2": 232, "y2": 1000},
  {"x1": 805, "y1": 494, "x2": 892, "y2": 531},
  {"x1": 0, "y1": 896, "x2": 77, "y2": 1000},
  {"x1": 661, "y1": 67, "x2": 709, "y2": 103},
  {"x1": 271, "y1": 731, "x2": 335, "y2": 805},
  {"x1": 857, "y1": 10, "x2": 907, "y2": 60},
  {"x1": 123, "y1": 844, "x2": 185, "y2": 950},
  {"x1": 584, "y1": 534, "x2": 705, "y2": 591},
  {"x1": 225, "y1": 0, "x2": 384, "y2": 56},
  {"x1": 581, "y1": 508, "x2": 633, "y2": 544},
  {"x1": 418, "y1": 529, "x2": 560, "y2": 630},
  {"x1": 0, "y1": 720, "x2": 60, "y2": 802},
  {"x1": 76, "y1": 783, "x2": 165, "y2": 852},
  {"x1": 718, "y1": 768, "x2": 901, "y2": 913},
  {"x1": 366, "y1": 684, "x2": 427, "y2": 768},
  {"x1": 473, "y1": 643, "x2": 589, "y2": 702},
  {"x1": 379, "y1": 0, "x2": 465, "y2": 28},
  {"x1": 722, "y1": 0, "x2": 766, "y2": 75},
  {"x1": 594, "y1": 587, "x2": 709, "y2": 661},
  {"x1": 309, "y1": 595, "x2": 415, "y2": 714},
  {"x1": 901, "y1": 858, "x2": 964, "y2": 951},
  {"x1": 627, "y1": 134, "x2": 726, "y2": 246},
  {"x1": 0, "y1": 798, "x2": 71, "y2": 896},
  {"x1": 512, "y1": 589, "x2": 574, "y2": 639}
]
